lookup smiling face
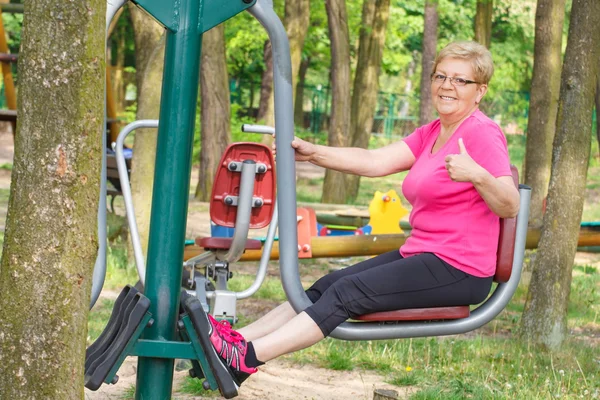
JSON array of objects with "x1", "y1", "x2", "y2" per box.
[{"x1": 431, "y1": 57, "x2": 488, "y2": 125}]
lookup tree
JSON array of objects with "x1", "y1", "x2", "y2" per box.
[
  {"x1": 474, "y1": 0, "x2": 493, "y2": 48},
  {"x1": 0, "y1": 0, "x2": 105, "y2": 397},
  {"x1": 520, "y1": 0, "x2": 600, "y2": 349},
  {"x1": 196, "y1": 24, "x2": 231, "y2": 201},
  {"x1": 596, "y1": 72, "x2": 600, "y2": 153},
  {"x1": 128, "y1": 5, "x2": 165, "y2": 257},
  {"x1": 322, "y1": 0, "x2": 351, "y2": 204},
  {"x1": 523, "y1": 0, "x2": 566, "y2": 228},
  {"x1": 286, "y1": 0, "x2": 310, "y2": 98},
  {"x1": 346, "y1": 0, "x2": 391, "y2": 203},
  {"x1": 256, "y1": 0, "x2": 309, "y2": 130},
  {"x1": 419, "y1": 0, "x2": 438, "y2": 126},
  {"x1": 256, "y1": 40, "x2": 274, "y2": 127}
]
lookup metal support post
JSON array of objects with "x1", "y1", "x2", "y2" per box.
[{"x1": 134, "y1": 0, "x2": 202, "y2": 397}]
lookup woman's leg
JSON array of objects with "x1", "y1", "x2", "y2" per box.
[
  {"x1": 236, "y1": 301, "x2": 296, "y2": 342},
  {"x1": 236, "y1": 251, "x2": 402, "y2": 341},
  {"x1": 302, "y1": 253, "x2": 493, "y2": 337},
  {"x1": 251, "y1": 311, "x2": 324, "y2": 362}
]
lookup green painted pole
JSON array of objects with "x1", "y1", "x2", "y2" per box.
[{"x1": 135, "y1": 0, "x2": 202, "y2": 398}]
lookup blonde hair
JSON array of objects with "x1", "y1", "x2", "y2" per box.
[{"x1": 432, "y1": 41, "x2": 494, "y2": 84}]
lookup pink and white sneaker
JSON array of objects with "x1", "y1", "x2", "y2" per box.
[{"x1": 207, "y1": 316, "x2": 257, "y2": 386}]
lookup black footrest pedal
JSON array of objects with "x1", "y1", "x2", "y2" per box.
[
  {"x1": 85, "y1": 285, "x2": 152, "y2": 391},
  {"x1": 180, "y1": 291, "x2": 238, "y2": 399}
]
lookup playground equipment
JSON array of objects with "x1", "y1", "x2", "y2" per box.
[
  {"x1": 184, "y1": 133, "x2": 277, "y2": 322},
  {"x1": 316, "y1": 189, "x2": 409, "y2": 236},
  {"x1": 86, "y1": 1, "x2": 284, "y2": 398},
  {"x1": 87, "y1": 0, "x2": 532, "y2": 398}
]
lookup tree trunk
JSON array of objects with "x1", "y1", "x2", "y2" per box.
[
  {"x1": 114, "y1": 21, "x2": 126, "y2": 113},
  {"x1": 474, "y1": 0, "x2": 493, "y2": 48},
  {"x1": 419, "y1": 0, "x2": 438, "y2": 126},
  {"x1": 286, "y1": 0, "x2": 310, "y2": 99},
  {"x1": 520, "y1": 0, "x2": 600, "y2": 350},
  {"x1": 322, "y1": 0, "x2": 351, "y2": 204},
  {"x1": 596, "y1": 71, "x2": 600, "y2": 154},
  {"x1": 346, "y1": 0, "x2": 391, "y2": 203},
  {"x1": 523, "y1": 0, "x2": 566, "y2": 228},
  {"x1": 257, "y1": 0, "x2": 309, "y2": 135},
  {"x1": 400, "y1": 51, "x2": 418, "y2": 118},
  {"x1": 196, "y1": 24, "x2": 231, "y2": 201},
  {"x1": 294, "y1": 56, "x2": 310, "y2": 127},
  {"x1": 128, "y1": 4, "x2": 165, "y2": 259},
  {"x1": 256, "y1": 40, "x2": 274, "y2": 128},
  {"x1": 0, "y1": 0, "x2": 105, "y2": 397}
]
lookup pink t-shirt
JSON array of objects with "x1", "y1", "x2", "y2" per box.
[{"x1": 400, "y1": 109, "x2": 512, "y2": 277}]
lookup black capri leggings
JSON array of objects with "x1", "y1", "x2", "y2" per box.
[{"x1": 304, "y1": 251, "x2": 493, "y2": 337}]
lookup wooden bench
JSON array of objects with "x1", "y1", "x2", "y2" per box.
[{"x1": 106, "y1": 151, "x2": 131, "y2": 212}]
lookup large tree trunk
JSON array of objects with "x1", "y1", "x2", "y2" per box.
[
  {"x1": 128, "y1": 5, "x2": 165, "y2": 259},
  {"x1": 0, "y1": 0, "x2": 105, "y2": 397},
  {"x1": 523, "y1": 0, "x2": 566, "y2": 228},
  {"x1": 419, "y1": 0, "x2": 438, "y2": 126},
  {"x1": 596, "y1": 71, "x2": 600, "y2": 154},
  {"x1": 196, "y1": 24, "x2": 231, "y2": 201},
  {"x1": 257, "y1": 0, "x2": 309, "y2": 135},
  {"x1": 474, "y1": 0, "x2": 493, "y2": 48},
  {"x1": 520, "y1": 0, "x2": 600, "y2": 350},
  {"x1": 113, "y1": 21, "x2": 127, "y2": 113},
  {"x1": 294, "y1": 56, "x2": 310, "y2": 127},
  {"x1": 286, "y1": 0, "x2": 310, "y2": 98},
  {"x1": 322, "y1": 0, "x2": 351, "y2": 204},
  {"x1": 346, "y1": 0, "x2": 391, "y2": 203},
  {"x1": 256, "y1": 40, "x2": 274, "y2": 128}
]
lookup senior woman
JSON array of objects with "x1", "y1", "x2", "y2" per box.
[{"x1": 204, "y1": 40, "x2": 520, "y2": 386}]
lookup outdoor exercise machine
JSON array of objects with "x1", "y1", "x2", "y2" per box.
[
  {"x1": 86, "y1": 0, "x2": 284, "y2": 399},
  {"x1": 86, "y1": 0, "x2": 532, "y2": 399}
]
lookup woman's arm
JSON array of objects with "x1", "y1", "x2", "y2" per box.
[
  {"x1": 445, "y1": 138, "x2": 520, "y2": 218},
  {"x1": 291, "y1": 137, "x2": 416, "y2": 177}
]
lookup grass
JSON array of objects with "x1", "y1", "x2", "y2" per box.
[{"x1": 86, "y1": 251, "x2": 600, "y2": 399}]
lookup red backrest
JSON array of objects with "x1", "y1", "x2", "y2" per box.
[
  {"x1": 494, "y1": 165, "x2": 519, "y2": 283},
  {"x1": 209, "y1": 143, "x2": 276, "y2": 229}
]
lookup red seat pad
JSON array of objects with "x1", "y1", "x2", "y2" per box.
[
  {"x1": 356, "y1": 306, "x2": 470, "y2": 322},
  {"x1": 196, "y1": 237, "x2": 263, "y2": 251}
]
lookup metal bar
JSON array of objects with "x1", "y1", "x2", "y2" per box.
[
  {"x1": 91, "y1": 0, "x2": 129, "y2": 309},
  {"x1": 242, "y1": 123, "x2": 275, "y2": 135},
  {"x1": 115, "y1": 120, "x2": 160, "y2": 286},
  {"x1": 248, "y1": 0, "x2": 308, "y2": 312},
  {"x1": 135, "y1": 0, "x2": 202, "y2": 396},
  {"x1": 327, "y1": 186, "x2": 532, "y2": 340},
  {"x1": 236, "y1": 203, "x2": 278, "y2": 299},
  {"x1": 218, "y1": 160, "x2": 257, "y2": 263},
  {"x1": 131, "y1": 339, "x2": 196, "y2": 359}
]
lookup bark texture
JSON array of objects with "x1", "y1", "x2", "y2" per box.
[
  {"x1": 256, "y1": 40, "x2": 274, "y2": 128},
  {"x1": 196, "y1": 24, "x2": 231, "y2": 201},
  {"x1": 419, "y1": 0, "x2": 438, "y2": 126},
  {"x1": 257, "y1": 0, "x2": 309, "y2": 134},
  {"x1": 474, "y1": 0, "x2": 493, "y2": 48},
  {"x1": 0, "y1": 0, "x2": 105, "y2": 398},
  {"x1": 322, "y1": 0, "x2": 351, "y2": 204},
  {"x1": 129, "y1": 4, "x2": 165, "y2": 257},
  {"x1": 346, "y1": 0, "x2": 391, "y2": 202},
  {"x1": 520, "y1": 0, "x2": 600, "y2": 349},
  {"x1": 523, "y1": 0, "x2": 566, "y2": 228}
]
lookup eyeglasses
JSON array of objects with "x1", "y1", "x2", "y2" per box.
[{"x1": 431, "y1": 73, "x2": 480, "y2": 87}]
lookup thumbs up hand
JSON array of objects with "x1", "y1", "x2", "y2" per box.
[{"x1": 444, "y1": 138, "x2": 483, "y2": 182}]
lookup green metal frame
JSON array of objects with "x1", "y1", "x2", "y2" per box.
[
  {"x1": 102, "y1": 0, "x2": 256, "y2": 398},
  {"x1": 131, "y1": 0, "x2": 255, "y2": 32}
]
